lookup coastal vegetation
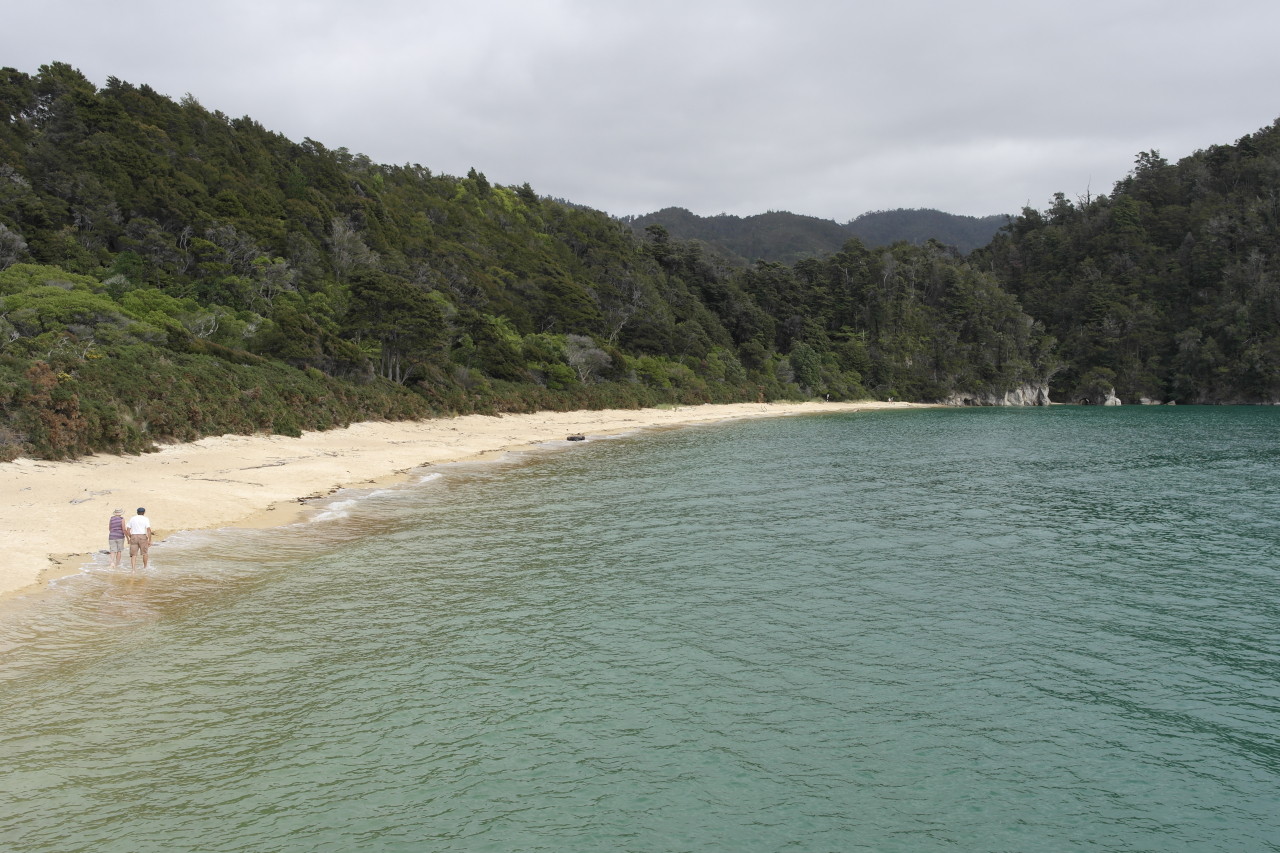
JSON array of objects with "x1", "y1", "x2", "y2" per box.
[
  {"x1": 976, "y1": 142, "x2": 1280, "y2": 404},
  {"x1": 0, "y1": 61, "x2": 1277, "y2": 459}
]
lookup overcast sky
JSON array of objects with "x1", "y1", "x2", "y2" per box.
[{"x1": 7, "y1": 1, "x2": 1280, "y2": 221}]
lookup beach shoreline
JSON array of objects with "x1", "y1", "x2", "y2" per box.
[{"x1": 0, "y1": 400, "x2": 932, "y2": 606}]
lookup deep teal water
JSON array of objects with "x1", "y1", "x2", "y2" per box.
[{"x1": 1, "y1": 406, "x2": 1278, "y2": 852}]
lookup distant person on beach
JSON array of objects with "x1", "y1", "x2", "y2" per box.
[
  {"x1": 107, "y1": 508, "x2": 126, "y2": 568},
  {"x1": 126, "y1": 507, "x2": 153, "y2": 571}
]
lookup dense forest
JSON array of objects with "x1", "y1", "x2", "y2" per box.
[
  {"x1": 846, "y1": 209, "x2": 1007, "y2": 254},
  {"x1": 623, "y1": 208, "x2": 1005, "y2": 264},
  {"x1": 977, "y1": 141, "x2": 1280, "y2": 405},
  {"x1": 0, "y1": 62, "x2": 1276, "y2": 460}
]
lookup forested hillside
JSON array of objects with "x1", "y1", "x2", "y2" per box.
[
  {"x1": 624, "y1": 207, "x2": 1005, "y2": 264},
  {"x1": 0, "y1": 62, "x2": 1275, "y2": 461},
  {"x1": 622, "y1": 208, "x2": 851, "y2": 265},
  {"x1": 0, "y1": 62, "x2": 1060, "y2": 459},
  {"x1": 846, "y1": 209, "x2": 1007, "y2": 254},
  {"x1": 977, "y1": 125, "x2": 1280, "y2": 404}
]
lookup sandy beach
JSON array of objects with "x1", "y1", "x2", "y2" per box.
[{"x1": 0, "y1": 400, "x2": 930, "y2": 602}]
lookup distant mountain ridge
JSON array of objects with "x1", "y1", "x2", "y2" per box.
[
  {"x1": 622, "y1": 207, "x2": 1007, "y2": 264},
  {"x1": 845, "y1": 209, "x2": 1008, "y2": 254}
]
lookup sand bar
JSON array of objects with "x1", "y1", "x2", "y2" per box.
[{"x1": 0, "y1": 400, "x2": 930, "y2": 602}]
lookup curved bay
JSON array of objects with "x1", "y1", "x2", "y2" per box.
[{"x1": 2, "y1": 406, "x2": 1278, "y2": 852}]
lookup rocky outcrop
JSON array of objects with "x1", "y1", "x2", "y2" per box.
[
  {"x1": 1077, "y1": 387, "x2": 1122, "y2": 406},
  {"x1": 942, "y1": 383, "x2": 1052, "y2": 407}
]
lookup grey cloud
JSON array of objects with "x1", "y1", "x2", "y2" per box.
[{"x1": 7, "y1": 0, "x2": 1280, "y2": 221}]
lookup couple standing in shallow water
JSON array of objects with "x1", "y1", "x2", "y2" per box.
[{"x1": 107, "y1": 507, "x2": 153, "y2": 571}]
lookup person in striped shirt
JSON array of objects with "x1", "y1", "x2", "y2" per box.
[{"x1": 107, "y1": 508, "x2": 126, "y2": 569}]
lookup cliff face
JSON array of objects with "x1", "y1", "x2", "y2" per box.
[{"x1": 941, "y1": 383, "x2": 1052, "y2": 407}]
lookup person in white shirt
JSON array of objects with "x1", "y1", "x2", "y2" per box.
[{"x1": 126, "y1": 507, "x2": 153, "y2": 570}]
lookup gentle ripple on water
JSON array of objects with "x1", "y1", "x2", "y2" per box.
[{"x1": 1, "y1": 406, "x2": 1279, "y2": 852}]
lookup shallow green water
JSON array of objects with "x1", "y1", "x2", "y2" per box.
[{"x1": 2, "y1": 406, "x2": 1278, "y2": 852}]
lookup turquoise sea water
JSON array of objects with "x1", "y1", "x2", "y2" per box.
[{"x1": 1, "y1": 406, "x2": 1278, "y2": 852}]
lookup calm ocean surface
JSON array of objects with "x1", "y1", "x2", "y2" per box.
[{"x1": 1, "y1": 406, "x2": 1278, "y2": 852}]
